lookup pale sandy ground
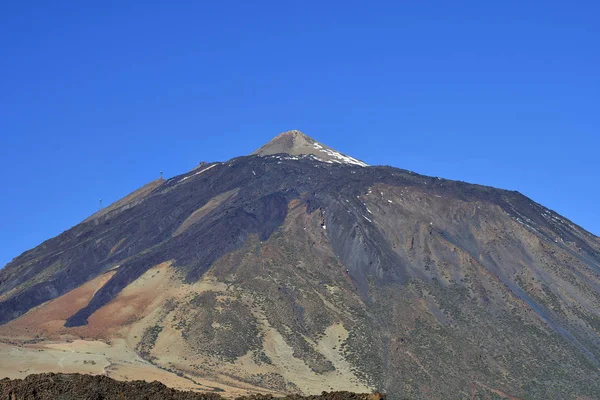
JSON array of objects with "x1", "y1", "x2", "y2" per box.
[
  {"x1": 0, "y1": 338, "x2": 270, "y2": 397},
  {"x1": 0, "y1": 264, "x2": 273, "y2": 397},
  {"x1": 0, "y1": 235, "x2": 372, "y2": 398}
]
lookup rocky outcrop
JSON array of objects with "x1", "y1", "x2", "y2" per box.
[{"x1": 0, "y1": 373, "x2": 386, "y2": 400}]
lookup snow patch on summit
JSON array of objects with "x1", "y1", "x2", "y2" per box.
[{"x1": 312, "y1": 143, "x2": 368, "y2": 167}]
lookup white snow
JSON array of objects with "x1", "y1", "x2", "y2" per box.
[
  {"x1": 310, "y1": 156, "x2": 328, "y2": 163},
  {"x1": 515, "y1": 217, "x2": 541, "y2": 234},
  {"x1": 268, "y1": 148, "x2": 366, "y2": 167},
  {"x1": 178, "y1": 164, "x2": 217, "y2": 183},
  {"x1": 313, "y1": 143, "x2": 368, "y2": 167}
]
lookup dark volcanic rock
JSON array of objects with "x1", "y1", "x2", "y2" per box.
[
  {"x1": 0, "y1": 373, "x2": 386, "y2": 400},
  {"x1": 0, "y1": 373, "x2": 222, "y2": 400}
]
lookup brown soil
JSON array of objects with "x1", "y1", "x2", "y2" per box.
[{"x1": 0, "y1": 271, "x2": 116, "y2": 336}]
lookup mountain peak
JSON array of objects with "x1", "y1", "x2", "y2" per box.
[
  {"x1": 252, "y1": 130, "x2": 368, "y2": 167},
  {"x1": 275, "y1": 129, "x2": 313, "y2": 141}
]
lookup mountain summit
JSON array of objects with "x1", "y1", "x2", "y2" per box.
[
  {"x1": 1, "y1": 131, "x2": 600, "y2": 399},
  {"x1": 252, "y1": 130, "x2": 368, "y2": 167}
]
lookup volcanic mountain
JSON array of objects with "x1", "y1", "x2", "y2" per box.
[{"x1": 1, "y1": 131, "x2": 600, "y2": 400}]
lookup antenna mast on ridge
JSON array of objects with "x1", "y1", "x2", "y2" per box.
[{"x1": 99, "y1": 198, "x2": 103, "y2": 211}]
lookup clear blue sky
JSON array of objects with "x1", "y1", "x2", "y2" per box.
[{"x1": 1, "y1": 1, "x2": 598, "y2": 268}]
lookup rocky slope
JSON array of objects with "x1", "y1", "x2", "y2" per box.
[{"x1": 1, "y1": 131, "x2": 600, "y2": 400}]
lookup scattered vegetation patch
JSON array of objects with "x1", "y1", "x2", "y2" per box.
[{"x1": 136, "y1": 324, "x2": 163, "y2": 360}]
